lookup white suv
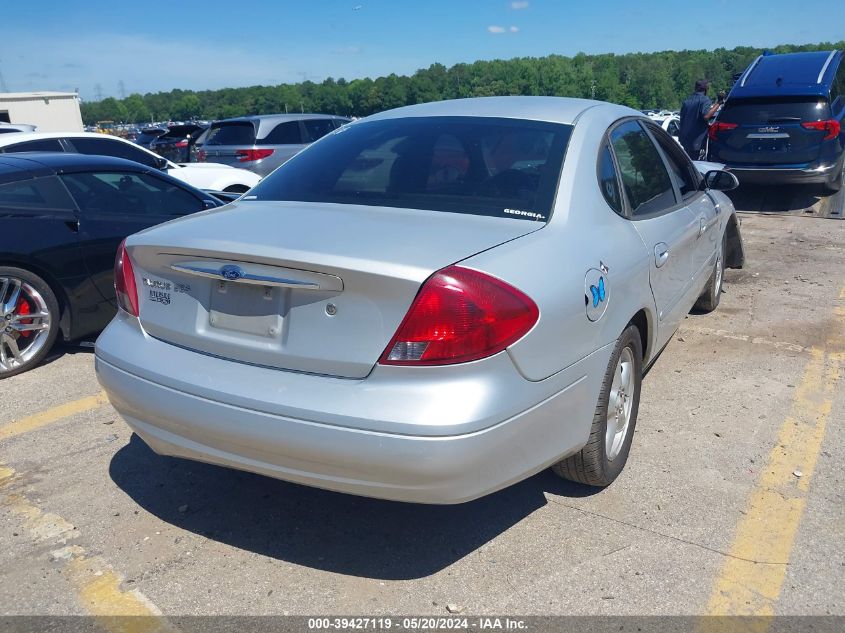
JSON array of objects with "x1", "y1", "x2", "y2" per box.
[{"x1": 0, "y1": 132, "x2": 261, "y2": 193}]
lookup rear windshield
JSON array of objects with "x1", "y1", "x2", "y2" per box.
[
  {"x1": 203, "y1": 122, "x2": 256, "y2": 146},
  {"x1": 136, "y1": 130, "x2": 165, "y2": 143},
  {"x1": 719, "y1": 97, "x2": 831, "y2": 124},
  {"x1": 247, "y1": 116, "x2": 572, "y2": 221}
]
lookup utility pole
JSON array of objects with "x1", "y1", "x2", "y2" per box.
[
  {"x1": 591, "y1": 80, "x2": 597, "y2": 100},
  {"x1": 94, "y1": 83, "x2": 103, "y2": 101},
  {"x1": 118, "y1": 80, "x2": 126, "y2": 99}
]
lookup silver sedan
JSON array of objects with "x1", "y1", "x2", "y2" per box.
[{"x1": 95, "y1": 97, "x2": 744, "y2": 504}]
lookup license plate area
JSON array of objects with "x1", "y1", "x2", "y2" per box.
[
  {"x1": 746, "y1": 133, "x2": 790, "y2": 153},
  {"x1": 209, "y1": 280, "x2": 282, "y2": 338}
]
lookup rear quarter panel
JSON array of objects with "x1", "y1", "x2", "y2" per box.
[{"x1": 461, "y1": 105, "x2": 658, "y2": 383}]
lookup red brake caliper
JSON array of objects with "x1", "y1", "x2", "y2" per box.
[{"x1": 16, "y1": 298, "x2": 32, "y2": 338}]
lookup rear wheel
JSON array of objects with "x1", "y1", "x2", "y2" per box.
[
  {"x1": 0, "y1": 268, "x2": 60, "y2": 379},
  {"x1": 552, "y1": 324, "x2": 643, "y2": 486}
]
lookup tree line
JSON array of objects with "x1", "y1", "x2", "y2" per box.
[{"x1": 81, "y1": 41, "x2": 845, "y2": 125}]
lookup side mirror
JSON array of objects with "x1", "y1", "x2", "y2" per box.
[
  {"x1": 703, "y1": 169, "x2": 739, "y2": 191},
  {"x1": 154, "y1": 156, "x2": 169, "y2": 170}
]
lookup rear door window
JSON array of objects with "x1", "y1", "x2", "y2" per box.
[
  {"x1": 68, "y1": 137, "x2": 160, "y2": 168},
  {"x1": 248, "y1": 116, "x2": 571, "y2": 221},
  {"x1": 204, "y1": 122, "x2": 257, "y2": 146},
  {"x1": 61, "y1": 171, "x2": 205, "y2": 216},
  {"x1": 261, "y1": 121, "x2": 304, "y2": 145},
  {"x1": 3, "y1": 138, "x2": 64, "y2": 153},
  {"x1": 302, "y1": 119, "x2": 336, "y2": 143},
  {"x1": 610, "y1": 120, "x2": 676, "y2": 217},
  {"x1": 0, "y1": 175, "x2": 74, "y2": 210},
  {"x1": 719, "y1": 97, "x2": 831, "y2": 124}
]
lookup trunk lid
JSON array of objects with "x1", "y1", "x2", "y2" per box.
[
  {"x1": 127, "y1": 201, "x2": 541, "y2": 378},
  {"x1": 711, "y1": 97, "x2": 831, "y2": 166}
]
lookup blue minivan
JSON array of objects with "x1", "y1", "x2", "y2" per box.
[{"x1": 708, "y1": 50, "x2": 844, "y2": 192}]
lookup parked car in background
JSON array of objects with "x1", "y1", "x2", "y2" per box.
[
  {"x1": 708, "y1": 50, "x2": 845, "y2": 192},
  {"x1": 0, "y1": 123, "x2": 37, "y2": 134},
  {"x1": 0, "y1": 132, "x2": 261, "y2": 193},
  {"x1": 96, "y1": 97, "x2": 744, "y2": 504},
  {"x1": 134, "y1": 127, "x2": 167, "y2": 149},
  {"x1": 0, "y1": 152, "x2": 223, "y2": 378},
  {"x1": 149, "y1": 123, "x2": 208, "y2": 163},
  {"x1": 648, "y1": 113, "x2": 681, "y2": 143},
  {"x1": 196, "y1": 114, "x2": 350, "y2": 176}
]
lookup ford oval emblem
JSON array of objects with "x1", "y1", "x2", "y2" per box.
[{"x1": 220, "y1": 265, "x2": 244, "y2": 281}]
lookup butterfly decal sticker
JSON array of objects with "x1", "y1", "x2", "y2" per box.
[
  {"x1": 590, "y1": 276, "x2": 606, "y2": 308},
  {"x1": 585, "y1": 267, "x2": 609, "y2": 322}
]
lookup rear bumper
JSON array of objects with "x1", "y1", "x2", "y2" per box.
[
  {"x1": 726, "y1": 162, "x2": 839, "y2": 185},
  {"x1": 95, "y1": 314, "x2": 609, "y2": 504}
]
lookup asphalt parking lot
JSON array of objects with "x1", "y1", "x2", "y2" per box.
[{"x1": 1, "y1": 186, "x2": 843, "y2": 619}]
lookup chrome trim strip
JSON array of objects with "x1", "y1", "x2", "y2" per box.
[
  {"x1": 817, "y1": 51, "x2": 836, "y2": 84},
  {"x1": 170, "y1": 264, "x2": 321, "y2": 290},
  {"x1": 746, "y1": 133, "x2": 790, "y2": 139},
  {"x1": 740, "y1": 55, "x2": 763, "y2": 87}
]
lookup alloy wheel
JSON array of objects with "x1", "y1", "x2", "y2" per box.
[
  {"x1": 605, "y1": 346, "x2": 635, "y2": 461},
  {"x1": 0, "y1": 277, "x2": 52, "y2": 374}
]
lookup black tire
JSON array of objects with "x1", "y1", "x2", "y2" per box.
[
  {"x1": 0, "y1": 267, "x2": 61, "y2": 379},
  {"x1": 552, "y1": 324, "x2": 643, "y2": 486},
  {"x1": 694, "y1": 230, "x2": 726, "y2": 313}
]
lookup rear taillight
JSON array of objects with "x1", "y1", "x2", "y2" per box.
[
  {"x1": 197, "y1": 149, "x2": 207, "y2": 161},
  {"x1": 114, "y1": 240, "x2": 139, "y2": 317},
  {"x1": 801, "y1": 119, "x2": 841, "y2": 140},
  {"x1": 708, "y1": 121, "x2": 738, "y2": 141},
  {"x1": 175, "y1": 139, "x2": 188, "y2": 148},
  {"x1": 379, "y1": 266, "x2": 539, "y2": 366},
  {"x1": 235, "y1": 148, "x2": 274, "y2": 162}
]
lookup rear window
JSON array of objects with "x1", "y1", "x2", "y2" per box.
[
  {"x1": 204, "y1": 122, "x2": 256, "y2": 146},
  {"x1": 247, "y1": 116, "x2": 571, "y2": 221},
  {"x1": 137, "y1": 130, "x2": 165, "y2": 144},
  {"x1": 719, "y1": 97, "x2": 831, "y2": 124}
]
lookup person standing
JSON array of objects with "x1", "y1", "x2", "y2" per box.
[{"x1": 679, "y1": 80, "x2": 722, "y2": 159}]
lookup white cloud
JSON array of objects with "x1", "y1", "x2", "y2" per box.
[
  {"x1": 511, "y1": 1, "x2": 529, "y2": 9},
  {"x1": 509, "y1": 26, "x2": 519, "y2": 32},
  {"x1": 487, "y1": 25, "x2": 506, "y2": 34}
]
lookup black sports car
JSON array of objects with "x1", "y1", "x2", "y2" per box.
[{"x1": 0, "y1": 152, "x2": 223, "y2": 378}]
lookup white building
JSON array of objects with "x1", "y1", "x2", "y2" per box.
[{"x1": 0, "y1": 92, "x2": 84, "y2": 132}]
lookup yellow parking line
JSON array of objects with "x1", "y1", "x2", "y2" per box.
[
  {"x1": 705, "y1": 289, "x2": 845, "y2": 618},
  {"x1": 0, "y1": 392, "x2": 110, "y2": 441},
  {"x1": 1, "y1": 464, "x2": 174, "y2": 632}
]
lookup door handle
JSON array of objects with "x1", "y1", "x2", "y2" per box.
[
  {"x1": 699, "y1": 217, "x2": 707, "y2": 236},
  {"x1": 64, "y1": 220, "x2": 79, "y2": 233},
  {"x1": 654, "y1": 243, "x2": 670, "y2": 268}
]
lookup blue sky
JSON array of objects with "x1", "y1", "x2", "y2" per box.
[{"x1": 1, "y1": 0, "x2": 840, "y2": 100}]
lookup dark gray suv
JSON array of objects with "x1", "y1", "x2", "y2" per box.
[{"x1": 196, "y1": 114, "x2": 350, "y2": 177}]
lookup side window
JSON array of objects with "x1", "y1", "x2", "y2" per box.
[
  {"x1": 597, "y1": 142, "x2": 623, "y2": 214},
  {"x1": 833, "y1": 61, "x2": 845, "y2": 110},
  {"x1": 610, "y1": 120, "x2": 676, "y2": 217},
  {"x1": 302, "y1": 119, "x2": 336, "y2": 143},
  {"x1": 0, "y1": 176, "x2": 74, "y2": 210},
  {"x1": 333, "y1": 119, "x2": 349, "y2": 129},
  {"x1": 262, "y1": 121, "x2": 304, "y2": 145},
  {"x1": 68, "y1": 137, "x2": 159, "y2": 168},
  {"x1": 3, "y1": 138, "x2": 64, "y2": 153},
  {"x1": 647, "y1": 123, "x2": 699, "y2": 200},
  {"x1": 61, "y1": 171, "x2": 205, "y2": 216},
  {"x1": 667, "y1": 119, "x2": 680, "y2": 137}
]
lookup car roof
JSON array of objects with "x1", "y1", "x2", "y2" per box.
[
  {"x1": 0, "y1": 151, "x2": 152, "y2": 183},
  {"x1": 731, "y1": 50, "x2": 842, "y2": 99},
  {"x1": 0, "y1": 131, "x2": 142, "y2": 146},
  {"x1": 213, "y1": 113, "x2": 349, "y2": 125},
  {"x1": 363, "y1": 96, "x2": 634, "y2": 125}
]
